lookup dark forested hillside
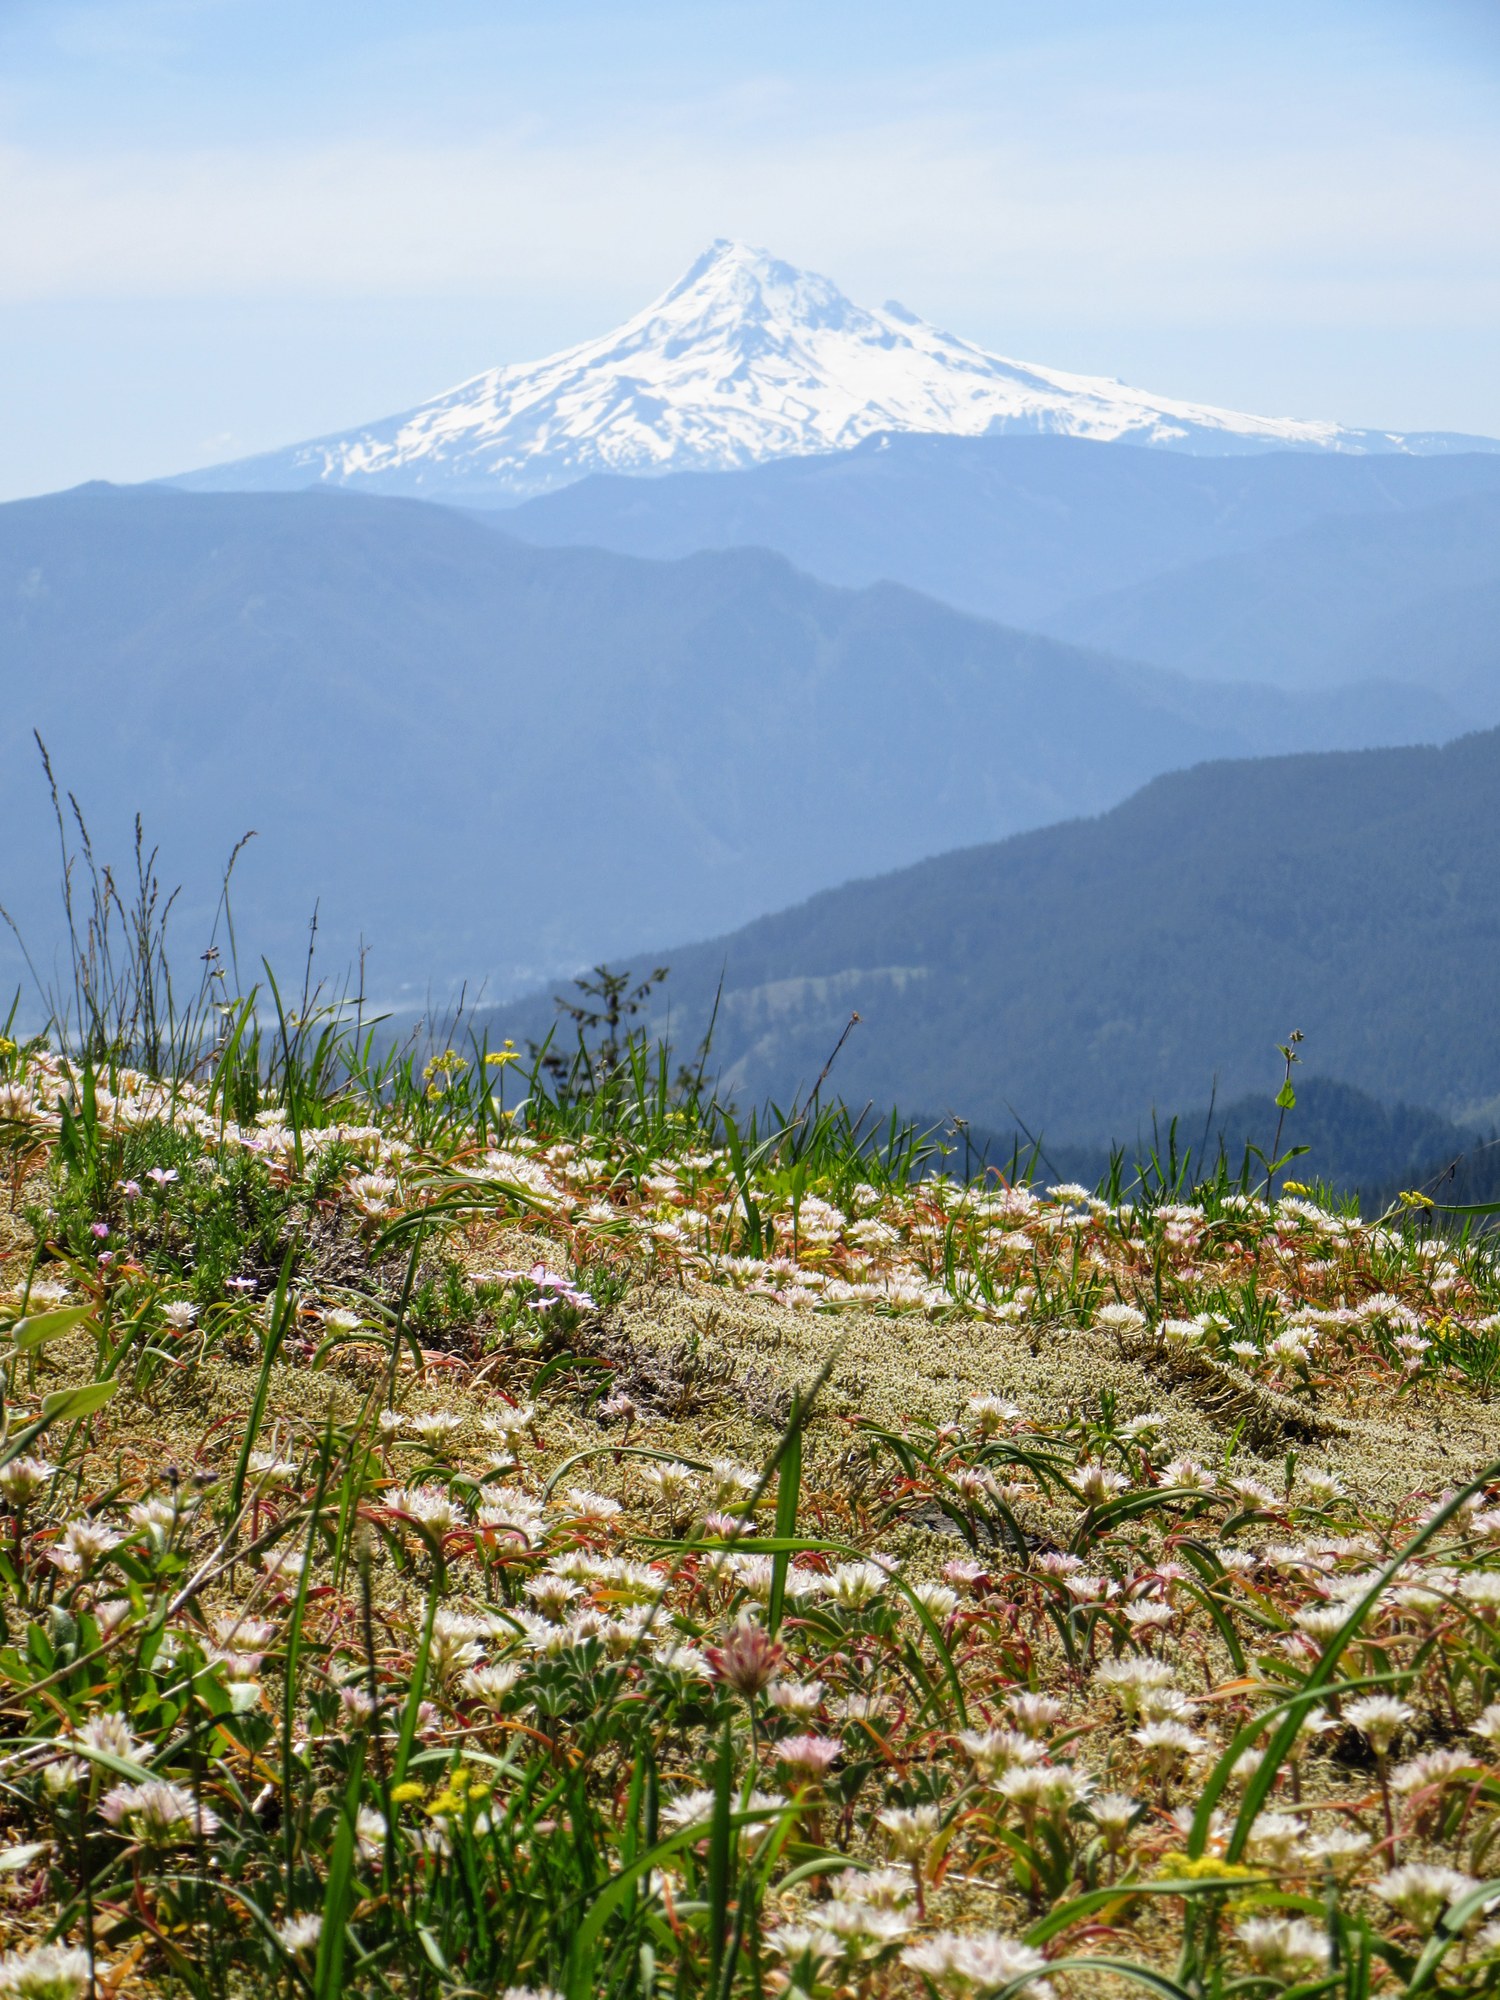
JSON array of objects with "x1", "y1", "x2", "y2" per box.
[
  {"x1": 944, "y1": 1078, "x2": 1499, "y2": 1211},
  {"x1": 487, "y1": 729, "x2": 1500, "y2": 1140}
]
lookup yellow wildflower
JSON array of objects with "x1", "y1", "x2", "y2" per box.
[{"x1": 1154, "y1": 1852, "x2": 1260, "y2": 1885}]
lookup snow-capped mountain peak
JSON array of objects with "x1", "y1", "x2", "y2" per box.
[
  {"x1": 649, "y1": 236, "x2": 858, "y2": 334},
  {"x1": 177, "y1": 240, "x2": 1496, "y2": 502}
]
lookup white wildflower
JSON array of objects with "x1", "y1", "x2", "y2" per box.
[
  {"x1": 901, "y1": 1932, "x2": 1053, "y2": 1998},
  {"x1": 275, "y1": 1914, "x2": 323, "y2": 1955},
  {"x1": 1344, "y1": 1695, "x2": 1412, "y2": 1755},
  {"x1": 1373, "y1": 1863, "x2": 1479, "y2": 1928},
  {"x1": 1235, "y1": 1917, "x2": 1330, "y2": 1980},
  {"x1": 0, "y1": 1943, "x2": 93, "y2": 2000},
  {"x1": 99, "y1": 1779, "x2": 219, "y2": 1842}
]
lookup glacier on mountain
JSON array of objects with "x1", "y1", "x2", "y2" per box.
[{"x1": 174, "y1": 240, "x2": 1498, "y2": 503}]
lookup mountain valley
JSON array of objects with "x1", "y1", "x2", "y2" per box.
[{"x1": 5, "y1": 482, "x2": 1452, "y2": 1006}]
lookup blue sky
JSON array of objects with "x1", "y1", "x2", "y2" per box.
[{"x1": 1, "y1": 0, "x2": 1497, "y2": 499}]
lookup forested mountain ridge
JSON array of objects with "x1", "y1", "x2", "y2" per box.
[
  {"x1": 0, "y1": 481, "x2": 1454, "y2": 1001},
  {"x1": 504, "y1": 432, "x2": 1500, "y2": 640},
  {"x1": 484, "y1": 728, "x2": 1500, "y2": 1141}
]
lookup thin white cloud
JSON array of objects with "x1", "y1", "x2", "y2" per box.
[
  {"x1": 0, "y1": 114, "x2": 1495, "y2": 337},
  {"x1": 0, "y1": 0, "x2": 1494, "y2": 487}
]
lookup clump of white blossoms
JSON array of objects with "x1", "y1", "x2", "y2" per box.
[{"x1": 0, "y1": 1944, "x2": 93, "y2": 2000}]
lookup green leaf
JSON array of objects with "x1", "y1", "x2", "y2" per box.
[
  {"x1": 417, "y1": 1927, "x2": 451, "y2": 1976},
  {"x1": 68, "y1": 1742, "x2": 161, "y2": 1789},
  {"x1": 41, "y1": 1379, "x2": 119, "y2": 1422},
  {"x1": 1024, "y1": 1877, "x2": 1270, "y2": 1947},
  {"x1": 1275, "y1": 1080, "x2": 1297, "y2": 1111},
  {"x1": 309, "y1": 1329, "x2": 386, "y2": 1370},
  {"x1": 1174, "y1": 1546, "x2": 1249, "y2": 1675},
  {"x1": 1071, "y1": 1485, "x2": 1214, "y2": 1540},
  {"x1": 1024, "y1": 1956, "x2": 1196, "y2": 2000},
  {"x1": 9, "y1": 1306, "x2": 95, "y2": 1351},
  {"x1": 531, "y1": 1352, "x2": 614, "y2": 1395},
  {"x1": 542, "y1": 1443, "x2": 714, "y2": 1504}
]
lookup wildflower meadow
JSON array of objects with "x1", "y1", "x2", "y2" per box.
[{"x1": 0, "y1": 929, "x2": 1498, "y2": 2000}]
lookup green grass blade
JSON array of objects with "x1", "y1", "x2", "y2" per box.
[
  {"x1": 706, "y1": 1719, "x2": 735, "y2": 1991},
  {"x1": 768, "y1": 1399, "x2": 803, "y2": 1635},
  {"x1": 226, "y1": 1247, "x2": 296, "y2": 1528},
  {"x1": 312, "y1": 1741, "x2": 366, "y2": 2000}
]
